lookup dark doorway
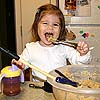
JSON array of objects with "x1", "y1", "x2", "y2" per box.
[{"x1": 0, "y1": 0, "x2": 16, "y2": 68}]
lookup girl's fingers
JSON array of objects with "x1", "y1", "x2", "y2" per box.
[
  {"x1": 77, "y1": 41, "x2": 89, "y2": 56},
  {"x1": 11, "y1": 59, "x2": 24, "y2": 69},
  {"x1": 83, "y1": 47, "x2": 88, "y2": 52}
]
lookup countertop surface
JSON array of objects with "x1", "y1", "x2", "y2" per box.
[{"x1": 0, "y1": 81, "x2": 55, "y2": 100}]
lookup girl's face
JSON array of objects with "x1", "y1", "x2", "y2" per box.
[{"x1": 38, "y1": 14, "x2": 61, "y2": 47}]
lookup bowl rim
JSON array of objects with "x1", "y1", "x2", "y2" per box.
[{"x1": 47, "y1": 65, "x2": 100, "y2": 94}]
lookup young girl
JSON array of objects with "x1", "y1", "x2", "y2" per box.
[{"x1": 12, "y1": 4, "x2": 91, "y2": 91}]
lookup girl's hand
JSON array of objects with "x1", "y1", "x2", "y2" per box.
[
  {"x1": 77, "y1": 41, "x2": 89, "y2": 56},
  {"x1": 11, "y1": 59, "x2": 25, "y2": 70}
]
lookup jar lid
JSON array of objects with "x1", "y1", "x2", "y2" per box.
[{"x1": 1, "y1": 66, "x2": 21, "y2": 77}]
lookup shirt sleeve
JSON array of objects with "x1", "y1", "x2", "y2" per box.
[
  {"x1": 64, "y1": 46, "x2": 92, "y2": 65},
  {"x1": 20, "y1": 43, "x2": 31, "y2": 69},
  {"x1": 73, "y1": 51, "x2": 92, "y2": 64}
]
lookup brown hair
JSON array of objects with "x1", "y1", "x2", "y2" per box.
[{"x1": 31, "y1": 4, "x2": 67, "y2": 42}]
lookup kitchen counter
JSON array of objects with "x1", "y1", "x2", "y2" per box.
[{"x1": 0, "y1": 81, "x2": 55, "y2": 100}]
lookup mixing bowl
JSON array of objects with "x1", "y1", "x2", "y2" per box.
[{"x1": 47, "y1": 65, "x2": 100, "y2": 100}]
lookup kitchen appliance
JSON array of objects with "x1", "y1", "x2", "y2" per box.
[{"x1": 65, "y1": 0, "x2": 100, "y2": 65}]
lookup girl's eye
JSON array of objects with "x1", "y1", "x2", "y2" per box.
[
  {"x1": 42, "y1": 22, "x2": 48, "y2": 25},
  {"x1": 53, "y1": 23, "x2": 60, "y2": 27}
]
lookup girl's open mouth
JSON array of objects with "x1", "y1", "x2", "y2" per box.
[{"x1": 45, "y1": 32, "x2": 53, "y2": 42}]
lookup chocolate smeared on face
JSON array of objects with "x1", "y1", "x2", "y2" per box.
[
  {"x1": 45, "y1": 32, "x2": 53, "y2": 37},
  {"x1": 45, "y1": 32, "x2": 53, "y2": 41}
]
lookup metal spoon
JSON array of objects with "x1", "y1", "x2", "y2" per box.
[{"x1": 53, "y1": 40, "x2": 78, "y2": 49}]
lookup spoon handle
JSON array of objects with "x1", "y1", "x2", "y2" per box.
[{"x1": 53, "y1": 41, "x2": 77, "y2": 49}]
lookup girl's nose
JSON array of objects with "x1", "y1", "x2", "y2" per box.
[{"x1": 48, "y1": 24, "x2": 53, "y2": 30}]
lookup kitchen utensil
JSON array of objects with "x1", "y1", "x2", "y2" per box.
[
  {"x1": 29, "y1": 84, "x2": 43, "y2": 89},
  {"x1": 29, "y1": 82, "x2": 53, "y2": 93},
  {"x1": 55, "y1": 69, "x2": 79, "y2": 87},
  {"x1": 48, "y1": 36, "x2": 94, "y2": 50},
  {"x1": 0, "y1": 47, "x2": 78, "y2": 87},
  {"x1": 48, "y1": 65, "x2": 100, "y2": 93},
  {"x1": 53, "y1": 40, "x2": 94, "y2": 51},
  {"x1": 53, "y1": 40, "x2": 78, "y2": 49},
  {"x1": 48, "y1": 35, "x2": 77, "y2": 49},
  {"x1": 49, "y1": 65, "x2": 100, "y2": 100}
]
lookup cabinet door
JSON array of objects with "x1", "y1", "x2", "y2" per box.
[{"x1": 15, "y1": 0, "x2": 50, "y2": 54}]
